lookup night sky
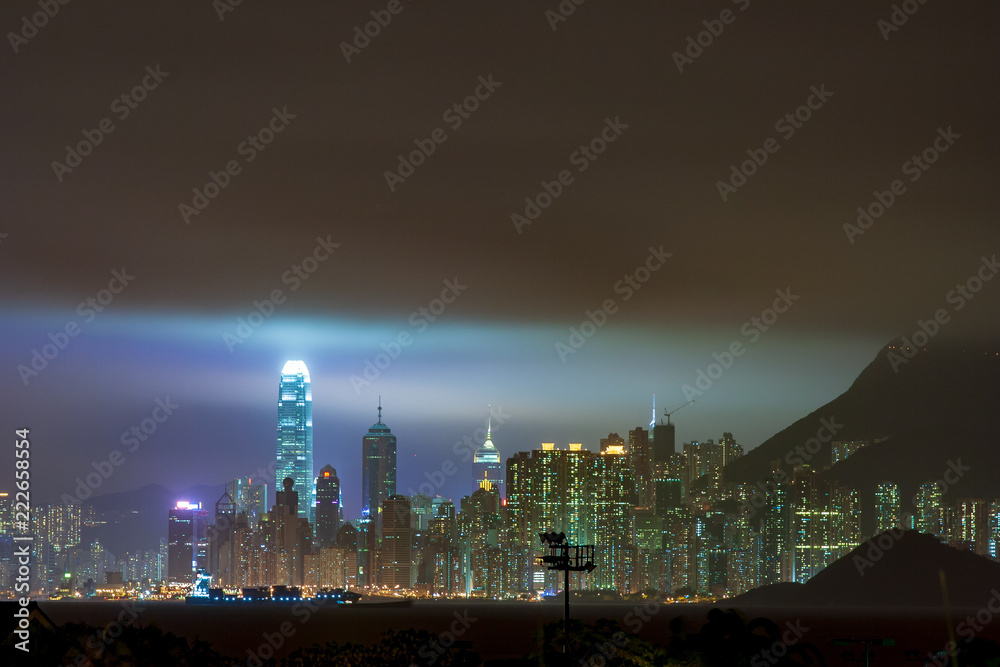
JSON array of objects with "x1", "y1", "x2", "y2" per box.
[{"x1": 2, "y1": 1, "x2": 997, "y2": 518}]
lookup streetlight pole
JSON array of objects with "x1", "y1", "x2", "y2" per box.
[{"x1": 539, "y1": 531, "x2": 596, "y2": 657}]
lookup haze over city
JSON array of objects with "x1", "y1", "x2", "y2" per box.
[{"x1": 2, "y1": 1, "x2": 999, "y2": 665}]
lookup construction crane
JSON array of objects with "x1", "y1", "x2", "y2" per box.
[{"x1": 664, "y1": 399, "x2": 694, "y2": 425}]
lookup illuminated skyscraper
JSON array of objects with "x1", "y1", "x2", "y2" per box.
[
  {"x1": 226, "y1": 477, "x2": 268, "y2": 526},
  {"x1": 760, "y1": 480, "x2": 791, "y2": 585},
  {"x1": 591, "y1": 445, "x2": 634, "y2": 591},
  {"x1": 381, "y1": 495, "x2": 412, "y2": 589},
  {"x1": 914, "y1": 481, "x2": 944, "y2": 537},
  {"x1": 629, "y1": 427, "x2": 653, "y2": 507},
  {"x1": 989, "y1": 500, "x2": 1000, "y2": 560},
  {"x1": 315, "y1": 465, "x2": 341, "y2": 547},
  {"x1": 955, "y1": 498, "x2": 989, "y2": 556},
  {"x1": 361, "y1": 400, "x2": 397, "y2": 530},
  {"x1": 472, "y1": 410, "x2": 502, "y2": 495},
  {"x1": 276, "y1": 360, "x2": 314, "y2": 523},
  {"x1": 874, "y1": 482, "x2": 900, "y2": 534},
  {"x1": 504, "y1": 442, "x2": 636, "y2": 593},
  {"x1": 360, "y1": 400, "x2": 397, "y2": 585},
  {"x1": 167, "y1": 501, "x2": 197, "y2": 585}
]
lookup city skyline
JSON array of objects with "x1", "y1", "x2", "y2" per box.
[{"x1": 3, "y1": 1, "x2": 998, "y2": 663}]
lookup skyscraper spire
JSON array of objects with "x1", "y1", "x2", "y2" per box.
[
  {"x1": 378, "y1": 395, "x2": 382, "y2": 424},
  {"x1": 473, "y1": 405, "x2": 502, "y2": 496},
  {"x1": 650, "y1": 393, "x2": 656, "y2": 431}
]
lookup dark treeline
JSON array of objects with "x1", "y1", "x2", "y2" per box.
[{"x1": 7, "y1": 607, "x2": 1000, "y2": 666}]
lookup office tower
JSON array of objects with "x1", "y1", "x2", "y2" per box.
[
  {"x1": 33, "y1": 504, "x2": 81, "y2": 553},
  {"x1": 790, "y1": 468, "x2": 834, "y2": 583},
  {"x1": 591, "y1": 445, "x2": 634, "y2": 591},
  {"x1": 315, "y1": 465, "x2": 341, "y2": 548},
  {"x1": 265, "y1": 477, "x2": 312, "y2": 586},
  {"x1": 653, "y1": 471, "x2": 682, "y2": 516},
  {"x1": 167, "y1": 501, "x2": 196, "y2": 585},
  {"x1": 788, "y1": 468, "x2": 858, "y2": 583},
  {"x1": 422, "y1": 500, "x2": 462, "y2": 596},
  {"x1": 505, "y1": 442, "x2": 638, "y2": 594},
  {"x1": 760, "y1": 481, "x2": 790, "y2": 585},
  {"x1": 411, "y1": 493, "x2": 434, "y2": 532},
  {"x1": 630, "y1": 509, "x2": 664, "y2": 592},
  {"x1": 505, "y1": 444, "x2": 591, "y2": 549},
  {"x1": 458, "y1": 485, "x2": 504, "y2": 597},
  {"x1": 226, "y1": 477, "x2": 268, "y2": 526},
  {"x1": 276, "y1": 360, "x2": 314, "y2": 523},
  {"x1": 629, "y1": 427, "x2": 653, "y2": 507},
  {"x1": 306, "y1": 546, "x2": 352, "y2": 588},
  {"x1": 955, "y1": 498, "x2": 989, "y2": 556},
  {"x1": 381, "y1": 495, "x2": 412, "y2": 589},
  {"x1": 719, "y1": 432, "x2": 743, "y2": 485},
  {"x1": 913, "y1": 481, "x2": 944, "y2": 537},
  {"x1": 663, "y1": 508, "x2": 695, "y2": 594},
  {"x1": 336, "y1": 523, "x2": 360, "y2": 588},
  {"x1": 208, "y1": 492, "x2": 236, "y2": 587},
  {"x1": 361, "y1": 400, "x2": 397, "y2": 534},
  {"x1": 988, "y1": 500, "x2": 1000, "y2": 560},
  {"x1": 831, "y1": 486, "x2": 860, "y2": 560},
  {"x1": 505, "y1": 446, "x2": 567, "y2": 594},
  {"x1": 472, "y1": 412, "x2": 503, "y2": 496},
  {"x1": 874, "y1": 482, "x2": 900, "y2": 534},
  {"x1": 652, "y1": 422, "x2": 675, "y2": 462},
  {"x1": 725, "y1": 514, "x2": 759, "y2": 595},
  {"x1": 0, "y1": 492, "x2": 11, "y2": 534}
]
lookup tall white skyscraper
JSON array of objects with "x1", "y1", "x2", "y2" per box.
[{"x1": 276, "y1": 360, "x2": 314, "y2": 522}]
